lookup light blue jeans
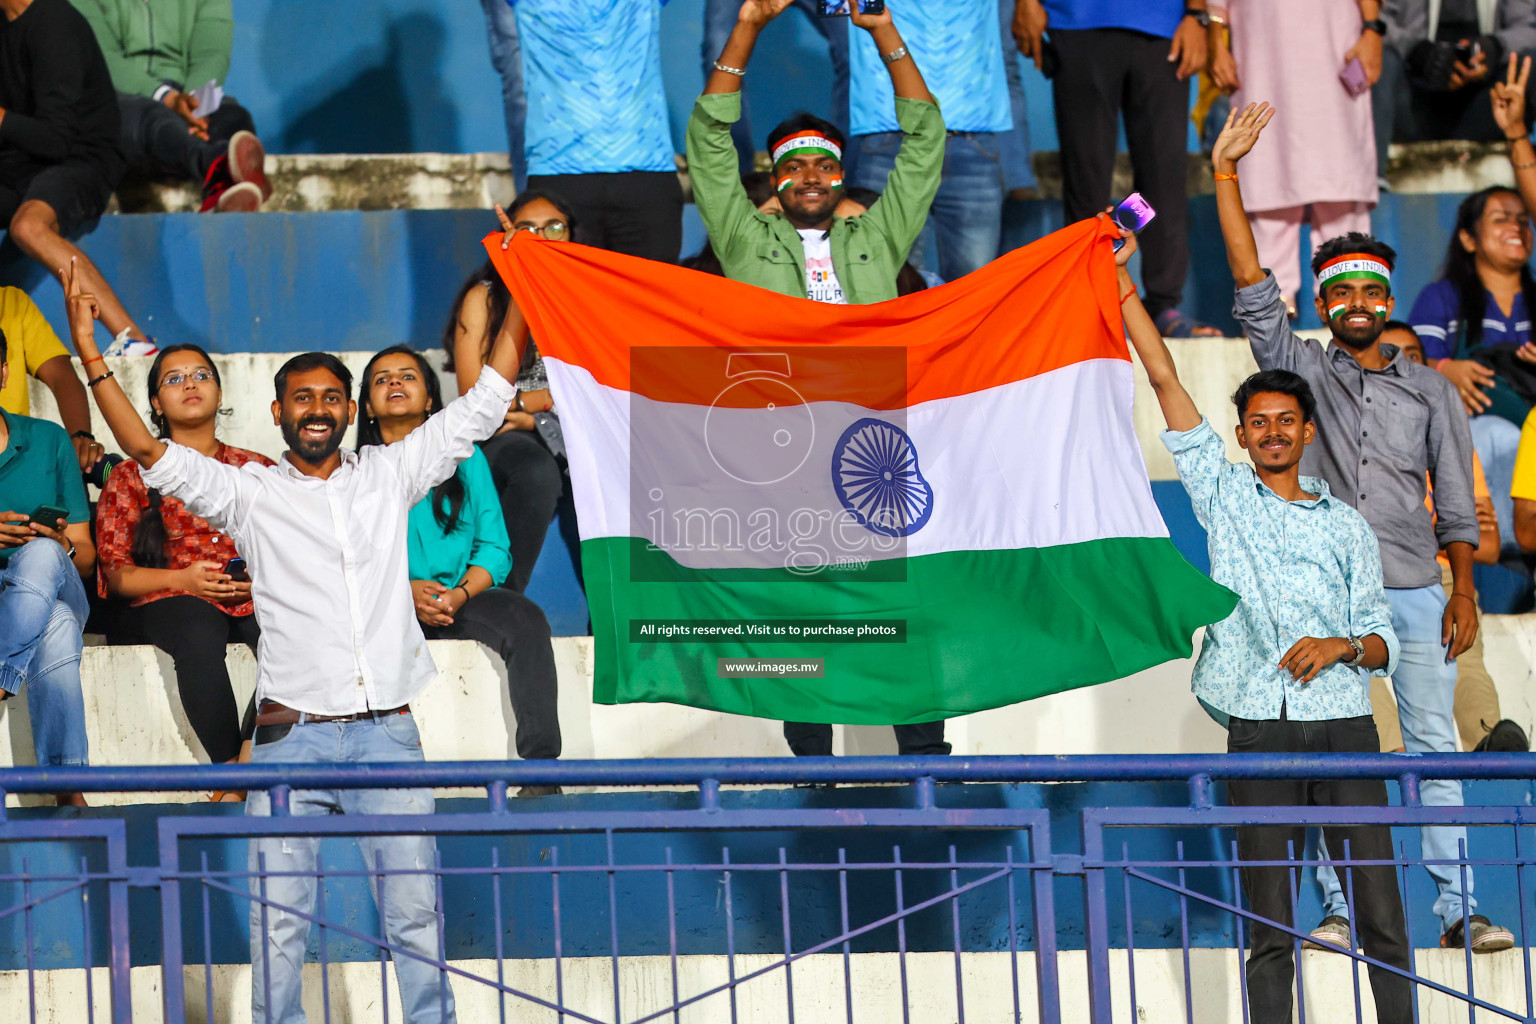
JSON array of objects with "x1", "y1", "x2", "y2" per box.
[
  {"x1": 1469, "y1": 412, "x2": 1521, "y2": 556},
  {"x1": 702, "y1": 0, "x2": 850, "y2": 174},
  {"x1": 0, "y1": 539, "x2": 89, "y2": 768},
  {"x1": 996, "y1": 0, "x2": 1037, "y2": 194},
  {"x1": 480, "y1": 0, "x2": 526, "y2": 190},
  {"x1": 248, "y1": 714, "x2": 455, "y2": 1024},
  {"x1": 853, "y1": 129, "x2": 1005, "y2": 282},
  {"x1": 1318, "y1": 584, "x2": 1472, "y2": 934}
]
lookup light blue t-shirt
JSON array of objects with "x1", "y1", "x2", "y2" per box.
[
  {"x1": 848, "y1": 0, "x2": 1009, "y2": 136},
  {"x1": 1042, "y1": 0, "x2": 1183, "y2": 39},
  {"x1": 508, "y1": 0, "x2": 675, "y2": 176}
]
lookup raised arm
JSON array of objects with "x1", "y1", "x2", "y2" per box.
[
  {"x1": 1210, "y1": 102, "x2": 1275, "y2": 289},
  {"x1": 1114, "y1": 226, "x2": 1200, "y2": 432},
  {"x1": 704, "y1": 0, "x2": 795, "y2": 96},
  {"x1": 60, "y1": 258, "x2": 166, "y2": 468},
  {"x1": 1492, "y1": 54, "x2": 1536, "y2": 213},
  {"x1": 850, "y1": 5, "x2": 933, "y2": 104}
]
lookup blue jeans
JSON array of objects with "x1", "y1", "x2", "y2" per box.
[
  {"x1": 996, "y1": 0, "x2": 1036, "y2": 194},
  {"x1": 701, "y1": 0, "x2": 850, "y2": 174},
  {"x1": 248, "y1": 715, "x2": 455, "y2": 1024},
  {"x1": 0, "y1": 539, "x2": 89, "y2": 768},
  {"x1": 853, "y1": 130, "x2": 1005, "y2": 282},
  {"x1": 1318, "y1": 584, "x2": 1471, "y2": 933},
  {"x1": 1469, "y1": 413, "x2": 1521, "y2": 555},
  {"x1": 480, "y1": 0, "x2": 526, "y2": 190}
]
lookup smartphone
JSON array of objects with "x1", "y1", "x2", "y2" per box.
[
  {"x1": 816, "y1": 0, "x2": 884, "y2": 15},
  {"x1": 29, "y1": 505, "x2": 70, "y2": 528},
  {"x1": 1339, "y1": 56, "x2": 1369, "y2": 97},
  {"x1": 223, "y1": 557, "x2": 250, "y2": 583},
  {"x1": 1111, "y1": 192, "x2": 1157, "y2": 252}
]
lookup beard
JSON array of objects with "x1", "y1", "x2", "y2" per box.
[
  {"x1": 281, "y1": 412, "x2": 345, "y2": 464},
  {"x1": 781, "y1": 189, "x2": 841, "y2": 227},
  {"x1": 1329, "y1": 311, "x2": 1387, "y2": 351}
]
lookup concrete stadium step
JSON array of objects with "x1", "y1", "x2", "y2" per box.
[
  {"x1": 106, "y1": 142, "x2": 1511, "y2": 214},
  {"x1": 4, "y1": 947, "x2": 1532, "y2": 1023},
  {"x1": 3, "y1": 608, "x2": 1532, "y2": 806}
]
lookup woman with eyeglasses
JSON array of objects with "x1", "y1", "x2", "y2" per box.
[
  {"x1": 443, "y1": 189, "x2": 580, "y2": 594},
  {"x1": 95, "y1": 344, "x2": 272, "y2": 792}
]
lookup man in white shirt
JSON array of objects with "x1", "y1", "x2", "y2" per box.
[{"x1": 58, "y1": 250, "x2": 529, "y2": 1024}]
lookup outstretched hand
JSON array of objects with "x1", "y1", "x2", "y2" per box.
[
  {"x1": 1210, "y1": 102, "x2": 1275, "y2": 174},
  {"x1": 1102, "y1": 208, "x2": 1139, "y2": 265},
  {"x1": 1492, "y1": 52, "x2": 1531, "y2": 138}
]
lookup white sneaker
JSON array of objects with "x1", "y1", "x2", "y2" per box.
[{"x1": 102, "y1": 329, "x2": 159, "y2": 358}]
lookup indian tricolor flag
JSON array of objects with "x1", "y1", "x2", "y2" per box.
[{"x1": 487, "y1": 218, "x2": 1236, "y2": 725}]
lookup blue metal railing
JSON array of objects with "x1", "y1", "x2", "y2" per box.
[{"x1": 0, "y1": 753, "x2": 1531, "y2": 1024}]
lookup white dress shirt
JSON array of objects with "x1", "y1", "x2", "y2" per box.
[{"x1": 142, "y1": 366, "x2": 516, "y2": 715}]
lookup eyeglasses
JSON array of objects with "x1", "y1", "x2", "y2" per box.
[
  {"x1": 514, "y1": 221, "x2": 569, "y2": 241},
  {"x1": 159, "y1": 369, "x2": 217, "y2": 388}
]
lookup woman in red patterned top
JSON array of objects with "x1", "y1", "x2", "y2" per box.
[{"x1": 95, "y1": 345, "x2": 273, "y2": 777}]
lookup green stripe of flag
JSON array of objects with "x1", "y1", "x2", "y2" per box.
[{"x1": 581, "y1": 536, "x2": 1238, "y2": 725}]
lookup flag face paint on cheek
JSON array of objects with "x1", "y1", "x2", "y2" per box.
[
  {"x1": 1328, "y1": 302, "x2": 1348, "y2": 320},
  {"x1": 1374, "y1": 304, "x2": 1388, "y2": 316},
  {"x1": 777, "y1": 176, "x2": 794, "y2": 193},
  {"x1": 830, "y1": 177, "x2": 843, "y2": 189}
]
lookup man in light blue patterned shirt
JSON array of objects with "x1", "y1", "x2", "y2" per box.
[
  {"x1": 507, "y1": 0, "x2": 683, "y2": 263},
  {"x1": 1114, "y1": 226, "x2": 1412, "y2": 1024}
]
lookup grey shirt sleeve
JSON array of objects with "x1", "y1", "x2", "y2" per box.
[
  {"x1": 1496, "y1": 0, "x2": 1536, "y2": 56},
  {"x1": 1422, "y1": 369, "x2": 1482, "y2": 551},
  {"x1": 1234, "y1": 272, "x2": 1328, "y2": 376}
]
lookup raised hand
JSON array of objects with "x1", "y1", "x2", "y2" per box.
[
  {"x1": 1492, "y1": 52, "x2": 1531, "y2": 137},
  {"x1": 849, "y1": 0, "x2": 893, "y2": 31},
  {"x1": 1210, "y1": 101, "x2": 1275, "y2": 174},
  {"x1": 60, "y1": 257, "x2": 101, "y2": 345},
  {"x1": 495, "y1": 203, "x2": 516, "y2": 250},
  {"x1": 737, "y1": 0, "x2": 794, "y2": 28}
]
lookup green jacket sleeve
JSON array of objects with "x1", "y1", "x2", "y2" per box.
[
  {"x1": 859, "y1": 97, "x2": 945, "y2": 266},
  {"x1": 74, "y1": 0, "x2": 156, "y2": 96},
  {"x1": 684, "y1": 92, "x2": 762, "y2": 265},
  {"x1": 461, "y1": 448, "x2": 514, "y2": 587},
  {"x1": 185, "y1": 0, "x2": 233, "y2": 88}
]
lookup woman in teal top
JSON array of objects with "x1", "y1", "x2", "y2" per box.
[{"x1": 357, "y1": 345, "x2": 562, "y2": 774}]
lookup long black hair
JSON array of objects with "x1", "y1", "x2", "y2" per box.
[
  {"x1": 356, "y1": 345, "x2": 467, "y2": 535},
  {"x1": 442, "y1": 189, "x2": 576, "y2": 374},
  {"x1": 133, "y1": 344, "x2": 223, "y2": 570},
  {"x1": 1443, "y1": 185, "x2": 1536, "y2": 353}
]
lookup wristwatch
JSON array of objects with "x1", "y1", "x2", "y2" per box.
[
  {"x1": 1362, "y1": 18, "x2": 1387, "y2": 35},
  {"x1": 1344, "y1": 636, "x2": 1366, "y2": 668},
  {"x1": 1184, "y1": 7, "x2": 1211, "y2": 28}
]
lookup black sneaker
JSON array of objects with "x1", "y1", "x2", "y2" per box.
[
  {"x1": 515, "y1": 784, "x2": 563, "y2": 798},
  {"x1": 1473, "y1": 720, "x2": 1530, "y2": 752},
  {"x1": 1441, "y1": 915, "x2": 1515, "y2": 953}
]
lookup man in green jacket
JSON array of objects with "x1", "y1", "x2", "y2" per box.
[
  {"x1": 690, "y1": 0, "x2": 949, "y2": 759},
  {"x1": 687, "y1": 0, "x2": 943, "y2": 305},
  {"x1": 75, "y1": 0, "x2": 270, "y2": 212}
]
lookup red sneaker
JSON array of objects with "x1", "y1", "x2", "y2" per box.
[{"x1": 227, "y1": 130, "x2": 271, "y2": 201}]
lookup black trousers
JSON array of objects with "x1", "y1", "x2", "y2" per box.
[
  {"x1": 1226, "y1": 712, "x2": 1412, "y2": 1024},
  {"x1": 129, "y1": 595, "x2": 259, "y2": 764},
  {"x1": 782, "y1": 720, "x2": 950, "y2": 757},
  {"x1": 1050, "y1": 28, "x2": 1190, "y2": 319},
  {"x1": 117, "y1": 92, "x2": 256, "y2": 183},
  {"x1": 524, "y1": 169, "x2": 683, "y2": 264},
  {"x1": 478, "y1": 429, "x2": 569, "y2": 593},
  {"x1": 421, "y1": 587, "x2": 561, "y2": 760}
]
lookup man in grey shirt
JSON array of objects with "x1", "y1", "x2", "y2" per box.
[{"x1": 1210, "y1": 101, "x2": 1515, "y2": 952}]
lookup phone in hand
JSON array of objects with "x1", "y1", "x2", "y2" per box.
[
  {"x1": 1340, "y1": 56, "x2": 1370, "y2": 97},
  {"x1": 29, "y1": 505, "x2": 70, "y2": 529},
  {"x1": 223, "y1": 557, "x2": 249, "y2": 583},
  {"x1": 1111, "y1": 193, "x2": 1157, "y2": 252},
  {"x1": 816, "y1": 0, "x2": 884, "y2": 15}
]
